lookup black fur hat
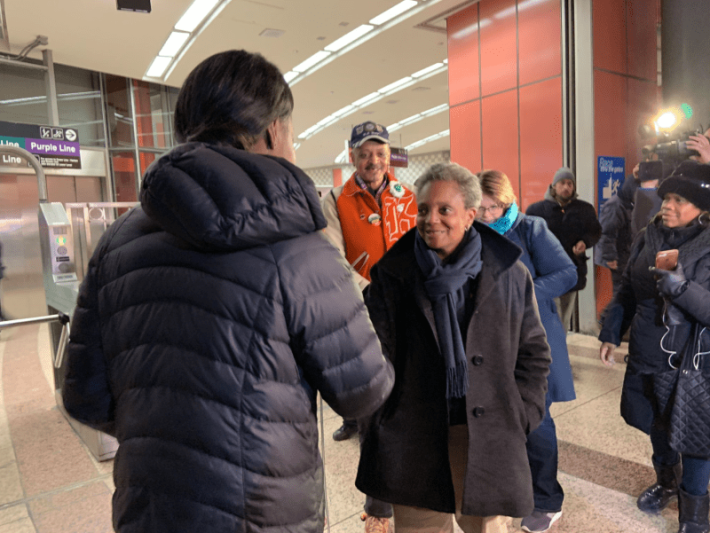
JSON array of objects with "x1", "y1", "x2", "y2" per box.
[{"x1": 657, "y1": 161, "x2": 710, "y2": 212}]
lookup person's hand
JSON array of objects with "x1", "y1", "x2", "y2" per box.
[
  {"x1": 600, "y1": 342, "x2": 616, "y2": 367},
  {"x1": 651, "y1": 261, "x2": 688, "y2": 299},
  {"x1": 687, "y1": 134, "x2": 710, "y2": 164},
  {"x1": 633, "y1": 162, "x2": 640, "y2": 180},
  {"x1": 573, "y1": 240, "x2": 586, "y2": 255},
  {"x1": 607, "y1": 260, "x2": 618, "y2": 270}
]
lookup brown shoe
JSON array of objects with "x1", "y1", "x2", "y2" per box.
[{"x1": 361, "y1": 513, "x2": 393, "y2": 533}]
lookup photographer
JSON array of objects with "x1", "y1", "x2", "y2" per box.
[{"x1": 687, "y1": 127, "x2": 710, "y2": 164}]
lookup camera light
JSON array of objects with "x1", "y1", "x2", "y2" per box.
[{"x1": 656, "y1": 112, "x2": 677, "y2": 129}]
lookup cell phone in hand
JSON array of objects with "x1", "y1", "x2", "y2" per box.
[{"x1": 655, "y1": 249, "x2": 679, "y2": 271}]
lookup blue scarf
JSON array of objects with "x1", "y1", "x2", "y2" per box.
[
  {"x1": 414, "y1": 229, "x2": 483, "y2": 398},
  {"x1": 486, "y1": 202, "x2": 518, "y2": 235}
]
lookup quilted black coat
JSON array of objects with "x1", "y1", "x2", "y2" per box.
[
  {"x1": 599, "y1": 217, "x2": 710, "y2": 434},
  {"x1": 62, "y1": 143, "x2": 394, "y2": 532}
]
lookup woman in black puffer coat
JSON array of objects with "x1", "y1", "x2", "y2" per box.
[
  {"x1": 62, "y1": 50, "x2": 393, "y2": 533},
  {"x1": 600, "y1": 161, "x2": 710, "y2": 533}
]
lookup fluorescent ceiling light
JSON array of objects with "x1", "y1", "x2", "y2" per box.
[
  {"x1": 175, "y1": 0, "x2": 220, "y2": 32},
  {"x1": 406, "y1": 129, "x2": 450, "y2": 151},
  {"x1": 283, "y1": 71, "x2": 299, "y2": 83},
  {"x1": 317, "y1": 115, "x2": 337, "y2": 127},
  {"x1": 334, "y1": 148, "x2": 349, "y2": 164},
  {"x1": 159, "y1": 31, "x2": 190, "y2": 57},
  {"x1": 378, "y1": 77, "x2": 412, "y2": 94},
  {"x1": 353, "y1": 92, "x2": 380, "y2": 106},
  {"x1": 147, "y1": 56, "x2": 173, "y2": 78},
  {"x1": 292, "y1": 51, "x2": 331, "y2": 73},
  {"x1": 399, "y1": 114, "x2": 421, "y2": 126},
  {"x1": 412, "y1": 63, "x2": 444, "y2": 78},
  {"x1": 370, "y1": 0, "x2": 418, "y2": 25},
  {"x1": 387, "y1": 123, "x2": 402, "y2": 132},
  {"x1": 325, "y1": 24, "x2": 374, "y2": 52},
  {"x1": 421, "y1": 103, "x2": 449, "y2": 116},
  {"x1": 332, "y1": 104, "x2": 355, "y2": 117}
]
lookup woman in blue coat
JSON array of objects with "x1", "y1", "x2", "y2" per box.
[{"x1": 477, "y1": 170, "x2": 577, "y2": 533}]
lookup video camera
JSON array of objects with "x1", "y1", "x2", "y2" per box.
[{"x1": 640, "y1": 126, "x2": 705, "y2": 162}]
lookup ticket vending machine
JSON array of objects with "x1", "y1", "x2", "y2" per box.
[{"x1": 0, "y1": 145, "x2": 118, "y2": 461}]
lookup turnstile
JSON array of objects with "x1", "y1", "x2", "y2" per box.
[{"x1": 0, "y1": 144, "x2": 136, "y2": 461}]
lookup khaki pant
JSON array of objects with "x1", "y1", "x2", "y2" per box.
[{"x1": 392, "y1": 425, "x2": 510, "y2": 533}]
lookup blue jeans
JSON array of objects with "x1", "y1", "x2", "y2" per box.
[
  {"x1": 650, "y1": 422, "x2": 710, "y2": 496},
  {"x1": 526, "y1": 396, "x2": 564, "y2": 512}
]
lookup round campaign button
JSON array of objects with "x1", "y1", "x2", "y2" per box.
[
  {"x1": 368, "y1": 213, "x2": 381, "y2": 226},
  {"x1": 397, "y1": 204, "x2": 404, "y2": 212}
]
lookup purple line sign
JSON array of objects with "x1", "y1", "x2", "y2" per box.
[{"x1": 0, "y1": 121, "x2": 82, "y2": 169}]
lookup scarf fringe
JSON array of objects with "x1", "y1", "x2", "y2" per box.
[{"x1": 446, "y1": 361, "x2": 469, "y2": 399}]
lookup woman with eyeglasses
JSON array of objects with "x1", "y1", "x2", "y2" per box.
[{"x1": 476, "y1": 170, "x2": 577, "y2": 533}]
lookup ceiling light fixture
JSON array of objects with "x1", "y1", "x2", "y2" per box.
[
  {"x1": 406, "y1": 129, "x2": 450, "y2": 151},
  {"x1": 369, "y1": 0, "x2": 418, "y2": 25},
  {"x1": 325, "y1": 24, "x2": 374, "y2": 52},
  {"x1": 175, "y1": 0, "x2": 220, "y2": 32},
  {"x1": 293, "y1": 51, "x2": 331, "y2": 72},
  {"x1": 412, "y1": 63, "x2": 444, "y2": 78},
  {"x1": 283, "y1": 71, "x2": 299, "y2": 83},
  {"x1": 387, "y1": 103, "x2": 449, "y2": 132},
  {"x1": 158, "y1": 31, "x2": 190, "y2": 57},
  {"x1": 378, "y1": 77, "x2": 413, "y2": 94},
  {"x1": 146, "y1": 56, "x2": 172, "y2": 78},
  {"x1": 352, "y1": 92, "x2": 381, "y2": 107}
]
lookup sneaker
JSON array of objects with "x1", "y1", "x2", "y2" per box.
[
  {"x1": 332, "y1": 422, "x2": 358, "y2": 441},
  {"x1": 361, "y1": 513, "x2": 392, "y2": 533},
  {"x1": 521, "y1": 510, "x2": 562, "y2": 532}
]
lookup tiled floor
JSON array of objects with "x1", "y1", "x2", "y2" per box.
[{"x1": 0, "y1": 325, "x2": 691, "y2": 533}]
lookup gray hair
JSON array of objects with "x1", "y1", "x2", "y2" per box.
[{"x1": 414, "y1": 162, "x2": 481, "y2": 209}]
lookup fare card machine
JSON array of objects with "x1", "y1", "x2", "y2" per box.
[{"x1": 38, "y1": 203, "x2": 118, "y2": 461}]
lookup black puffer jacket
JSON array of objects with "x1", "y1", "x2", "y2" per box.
[
  {"x1": 526, "y1": 189, "x2": 601, "y2": 292},
  {"x1": 63, "y1": 143, "x2": 394, "y2": 532}
]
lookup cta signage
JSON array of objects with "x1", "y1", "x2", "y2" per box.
[
  {"x1": 0, "y1": 120, "x2": 82, "y2": 170},
  {"x1": 597, "y1": 156, "x2": 625, "y2": 215},
  {"x1": 389, "y1": 147, "x2": 408, "y2": 168}
]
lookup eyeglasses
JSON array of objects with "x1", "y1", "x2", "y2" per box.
[{"x1": 478, "y1": 204, "x2": 505, "y2": 215}]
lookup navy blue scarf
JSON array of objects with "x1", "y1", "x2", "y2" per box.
[{"x1": 414, "y1": 229, "x2": 483, "y2": 398}]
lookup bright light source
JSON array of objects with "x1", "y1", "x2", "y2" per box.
[
  {"x1": 332, "y1": 104, "x2": 355, "y2": 117},
  {"x1": 655, "y1": 111, "x2": 678, "y2": 130},
  {"x1": 292, "y1": 51, "x2": 331, "y2": 73},
  {"x1": 175, "y1": 0, "x2": 220, "y2": 32},
  {"x1": 325, "y1": 25, "x2": 374, "y2": 52},
  {"x1": 159, "y1": 31, "x2": 190, "y2": 57},
  {"x1": 283, "y1": 71, "x2": 299, "y2": 83},
  {"x1": 317, "y1": 115, "x2": 337, "y2": 127},
  {"x1": 369, "y1": 0, "x2": 418, "y2": 25},
  {"x1": 378, "y1": 77, "x2": 413, "y2": 94},
  {"x1": 147, "y1": 56, "x2": 173, "y2": 78},
  {"x1": 353, "y1": 92, "x2": 381, "y2": 107},
  {"x1": 412, "y1": 63, "x2": 444, "y2": 78},
  {"x1": 399, "y1": 114, "x2": 421, "y2": 126},
  {"x1": 387, "y1": 123, "x2": 402, "y2": 132},
  {"x1": 293, "y1": 143, "x2": 301, "y2": 150},
  {"x1": 421, "y1": 103, "x2": 449, "y2": 116}
]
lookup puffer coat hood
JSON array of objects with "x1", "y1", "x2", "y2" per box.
[
  {"x1": 141, "y1": 142, "x2": 326, "y2": 251},
  {"x1": 63, "y1": 143, "x2": 393, "y2": 533}
]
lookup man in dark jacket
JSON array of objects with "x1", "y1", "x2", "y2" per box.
[
  {"x1": 527, "y1": 168, "x2": 601, "y2": 330},
  {"x1": 62, "y1": 50, "x2": 393, "y2": 533}
]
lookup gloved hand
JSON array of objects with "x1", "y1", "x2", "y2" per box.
[
  {"x1": 663, "y1": 299, "x2": 685, "y2": 326},
  {"x1": 652, "y1": 260, "x2": 688, "y2": 299}
]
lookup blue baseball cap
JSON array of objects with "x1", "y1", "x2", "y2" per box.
[{"x1": 350, "y1": 121, "x2": 389, "y2": 149}]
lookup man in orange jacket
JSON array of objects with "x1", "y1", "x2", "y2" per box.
[
  {"x1": 322, "y1": 121, "x2": 417, "y2": 533},
  {"x1": 322, "y1": 121, "x2": 418, "y2": 292}
]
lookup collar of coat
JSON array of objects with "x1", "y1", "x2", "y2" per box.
[{"x1": 374, "y1": 222, "x2": 524, "y2": 314}]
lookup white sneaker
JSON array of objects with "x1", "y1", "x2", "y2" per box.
[{"x1": 520, "y1": 510, "x2": 562, "y2": 532}]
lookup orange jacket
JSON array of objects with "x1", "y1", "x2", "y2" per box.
[{"x1": 325, "y1": 172, "x2": 417, "y2": 283}]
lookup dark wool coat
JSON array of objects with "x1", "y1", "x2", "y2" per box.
[
  {"x1": 599, "y1": 218, "x2": 710, "y2": 434},
  {"x1": 356, "y1": 224, "x2": 551, "y2": 518},
  {"x1": 526, "y1": 189, "x2": 601, "y2": 292},
  {"x1": 505, "y1": 214, "x2": 577, "y2": 403},
  {"x1": 62, "y1": 143, "x2": 394, "y2": 533}
]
